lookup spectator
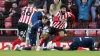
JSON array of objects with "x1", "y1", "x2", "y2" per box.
[
  {"x1": 76, "y1": 0, "x2": 92, "y2": 28},
  {"x1": 4, "y1": 0, "x2": 12, "y2": 17},
  {"x1": 46, "y1": 0, "x2": 53, "y2": 13},
  {"x1": 61, "y1": 0, "x2": 67, "y2": 5},
  {"x1": 9, "y1": 3, "x2": 21, "y2": 28},
  {"x1": 66, "y1": 0, "x2": 78, "y2": 22},
  {"x1": 96, "y1": 0, "x2": 100, "y2": 15},
  {"x1": 34, "y1": 0, "x2": 45, "y2": 9},
  {"x1": 0, "y1": 8, "x2": 4, "y2": 28},
  {"x1": 96, "y1": 0, "x2": 100, "y2": 28},
  {"x1": 49, "y1": 0, "x2": 61, "y2": 16},
  {"x1": 97, "y1": 14, "x2": 100, "y2": 28},
  {"x1": 34, "y1": 0, "x2": 53, "y2": 13},
  {"x1": 91, "y1": 0, "x2": 100, "y2": 22}
]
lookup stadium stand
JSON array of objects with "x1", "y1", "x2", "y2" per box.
[
  {"x1": 88, "y1": 30, "x2": 97, "y2": 36},
  {"x1": 74, "y1": 30, "x2": 86, "y2": 36},
  {"x1": 0, "y1": 0, "x2": 100, "y2": 46}
]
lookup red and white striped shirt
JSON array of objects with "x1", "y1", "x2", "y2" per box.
[
  {"x1": 19, "y1": 7, "x2": 36, "y2": 24},
  {"x1": 53, "y1": 11, "x2": 75, "y2": 29}
]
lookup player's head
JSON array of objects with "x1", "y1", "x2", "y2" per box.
[
  {"x1": 94, "y1": 42, "x2": 100, "y2": 49},
  {"x1": 60, "y1": 4, "x2": 67, "y2": 15},
  {"x1": 42, "y1": 16, "x2": 49, "y2": 25},
  {"x1": 37, "y1": 12, "x2": 43, "y2": 20}
]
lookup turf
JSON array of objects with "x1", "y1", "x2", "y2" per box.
[{"x1": 0, "y1": 50, "x2": 100, "y2": 56}]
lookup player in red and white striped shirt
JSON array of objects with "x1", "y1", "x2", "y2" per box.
[
  {"x1": 53, "y1": 10, "x2": 75, "y2": 29},
  {"x1": 9, "y1": 2, "x2": 45, "y2": 50},
  {"x1": 37, "y1": 5, "x2": 75, "y2": 51},
  {"x1": 18, "y1": 7, "x2": 36, "y2": 24}
]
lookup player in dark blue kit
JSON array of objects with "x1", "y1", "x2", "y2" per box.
[
  {"x1": 69, "y1": 37, "x2": 95, "y2": 50},
  {"x1": 15, "y1": 12, "x2": 44, "y2": 51},
  {"x1": 53, "y1": 37, "x2": 98, "y2": 51},
  {"x1": 23, "y1": 14, "x2": 49, "y2": 50}
]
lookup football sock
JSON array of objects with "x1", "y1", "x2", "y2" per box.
[
  {"x1": 52, "y1": 36, "x2": 62, "y2": 42},
  {"x1": 39, "y1": 38, "x2": 46, "y2": 46},
  {"x1": 12, "y1": 38, "x2": 21, "y2": 50}
]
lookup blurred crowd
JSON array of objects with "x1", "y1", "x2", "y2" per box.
[{"x1": 0, "y1": 0, "x2": 100, "y2": 29}]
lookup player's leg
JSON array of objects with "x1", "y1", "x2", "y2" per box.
[
  {"x1": 89, "y1": 38, "x2": 95, "y2": 51},
  {"x1": 69, "y1": 37, "x2": 79, "y2": 50},
  {"x1": 43, "y1": 37, "x2": 50, "y2": 50},
  {"x1": 11, "y1": 23, "x2": 28, "y2": 50},
  {"x1": 47, "y1": 28, "x2": 64, "y2": 49},
  {"x1": 37, "y1": 27, "x2": 56, "y2": 51},
  {"x1": 30, "y1": 33, "x2": 36, "y2": 50},
  {"x1": 38, "y1": 27, "x2": 55, "y2": 47},
  {"x1": 23, "y1": 33, "x2": 36, "y2": 50},
  {"x1": 36, "y1": 34, "x2": 51, "y2": 51},
  {"x1": 23, "y1": 26, "x2": 37, "y2": 50},
  {"x1": 52, "y1": 30, "x2": 64, "y2": 42}
]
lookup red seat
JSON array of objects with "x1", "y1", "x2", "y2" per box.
[
  {"x1": 89, "y1": 22, "x2": 97, "y2": 29},
  {"x1": 74, "y1": 30, "x2": 86, "y2": 36},
  {"x1": 97, "y1": 30, "x2": 100, "y2": 36},
  {"x1": 88, "y1": 30, "x2": 96, "y2": 36}
]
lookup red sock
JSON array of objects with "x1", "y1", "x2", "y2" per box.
[
  {"x1": 52, "y1": 36, "x2": 62, "y2": 42},
  {"x1": 39, "y1": 38, "x2": 46, "y2": 46},
  {"x1": 12, "y1": 38, "x2": 21, "y2": 50}
]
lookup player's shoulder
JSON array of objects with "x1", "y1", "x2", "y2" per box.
[{"x1": 65, "y1": 12, "x2": 72, "y2": 15}]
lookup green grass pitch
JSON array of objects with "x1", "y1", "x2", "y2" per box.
[{"x1": 0, "y1": 50, "x2": 100, "y2": 56}]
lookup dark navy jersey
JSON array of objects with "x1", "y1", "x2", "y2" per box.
[
  {"x1": 31, "y1": 20, "x2": 43, "y2": 34},
  {"x1": 29, "y1": 20, "x2": 43, "y2": 46},
  {"x1": 69, "y1": 37, "x2": 95, "y2": 50}
]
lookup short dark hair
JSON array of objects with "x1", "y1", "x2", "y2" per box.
[
  {"x1": 28, "y1": 1, "x2": 33, "y2": 4},
  {"x1": 60, "y1": 4, "x2": 67, "y2": 9}
]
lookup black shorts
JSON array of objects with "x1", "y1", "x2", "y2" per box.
[
  {"x1": 48, "y1": 27, "x2": 64, "y2": 35},
  {"x1": 17, "y1": 23, "x2": 28, "y2": 38}
]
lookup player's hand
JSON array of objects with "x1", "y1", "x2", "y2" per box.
[
  {"x1": 28, "y1": 22, "x2": 32, "y2": 28},
  {"x1": 12, "y1": 10, "x2": 16, "y2": 13},
  {"x1": 9, "y1": 13, "x2": 13, "y2": 16},
  {"x1": 37, "y1": 9, "x2": 46, "y2": 12},
  {"x1": 60, "y1": 18, "x2": 66, "y2": 22}
]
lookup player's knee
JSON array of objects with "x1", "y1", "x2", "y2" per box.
[
  {"x1": 43, "y1": 34, "x2": 51, "y2": 39},
  {"x1": 58, "y1": 31, "x2": 64, "y2": 37},
  {"x1": 18, "y1": 36, "x2": 24, "y2": 41}
]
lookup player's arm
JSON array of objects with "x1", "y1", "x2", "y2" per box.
[
  {"x1": 35, "y1": 9, "x2": 45, "y2": 12},
  {"x1": 28, "y1": 22, "x2": 33, "y2": 28},
  {"x1": 53, "y1": 12, "x2": 60, "y2": 22}
]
